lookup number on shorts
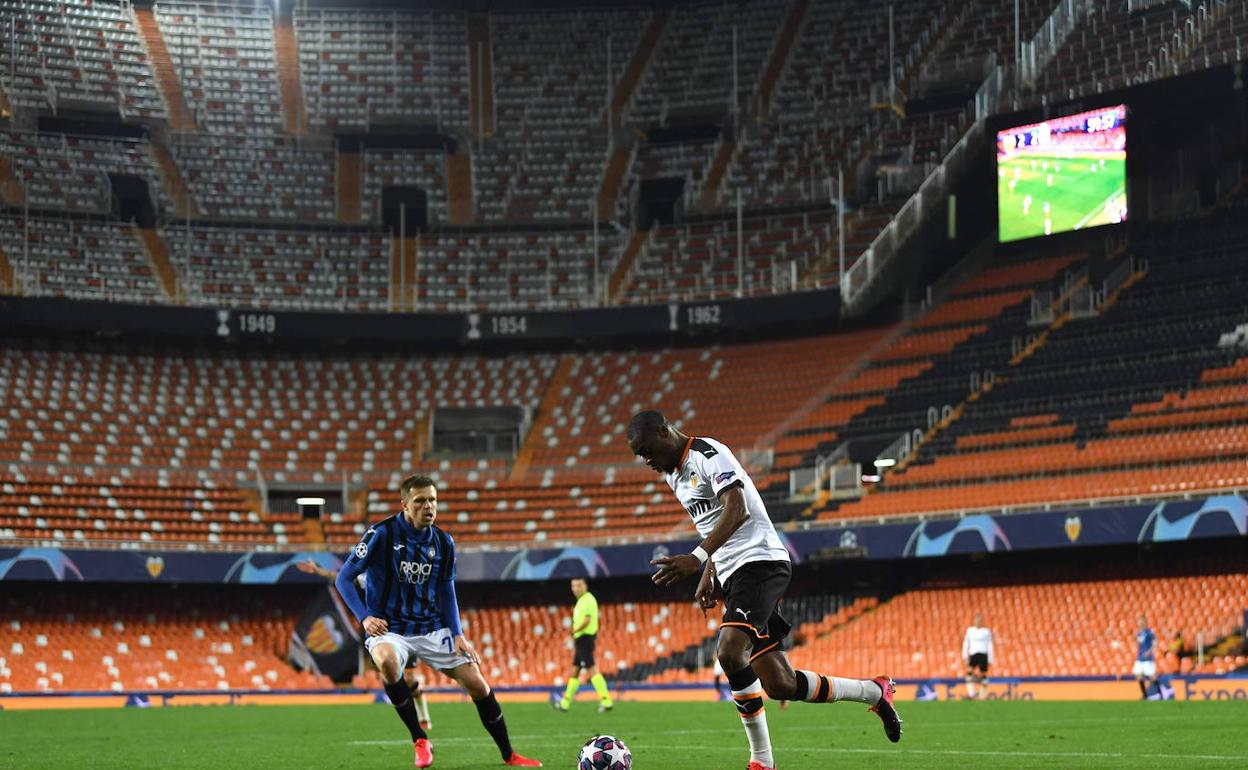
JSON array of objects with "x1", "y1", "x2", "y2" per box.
[{"x1": 443, "y1": 635, "x2": 454, "y2": 653}]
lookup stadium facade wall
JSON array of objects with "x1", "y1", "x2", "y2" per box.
[
  {"x1": 0, "y1": 289, "x2": 843, "y2": 345},
  {"x1": 3, "y1": 493, "x2": 1243, "y2": 584}
]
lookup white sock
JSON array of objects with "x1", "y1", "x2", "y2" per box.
[
  {"x1": 794, "y1": 671, "x2": 882, "y2": 705},
  {"x1": 741, "y1": 706, "x2": 773, "y2": 766},
  {"x1": 830, "y1": 677, "x2": 883, "y2": 705},
  {"x1": 732, "y1": 676, "x2": 773, "y2": 767},
  {"x1": 966, "y1": 679, "x2": 977, "y2": 698}
]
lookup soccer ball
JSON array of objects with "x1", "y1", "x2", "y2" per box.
[{"x1": 578, "y1": 735, "x2": 632, "y2": 770}]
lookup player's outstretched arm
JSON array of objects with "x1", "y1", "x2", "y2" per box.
[{"x1": 296, "y1": 559, "x2": 337, "y2": 580}]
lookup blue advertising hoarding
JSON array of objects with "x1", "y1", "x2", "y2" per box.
[{"x1": 1, "y1": 494, "x2": 1244, "y2": 584}]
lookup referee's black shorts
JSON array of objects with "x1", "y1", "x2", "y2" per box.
[
  {"x1": 573, "y1": 634, "x2": 597, "y2": 668},
  {"x1": 719, "y1": 560, "x2": 793, "y2": 661}
]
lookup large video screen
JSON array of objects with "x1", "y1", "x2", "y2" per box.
[{"x1": 996, "y1": 104, "x2": 1127, "y2": 243}]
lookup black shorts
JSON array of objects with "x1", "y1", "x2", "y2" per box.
[
  {"x1": 719, "y1": 560, "x2": 792, "y2": 659},
  {"x1": 968, "y1": 653, "x2": 990, "y2": 672},
  {"x1": 573, "y1": 634, "x2": 597, "y2": 668}
]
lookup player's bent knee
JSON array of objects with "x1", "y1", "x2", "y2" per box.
[
  {"x1": 369, "y1": 644, "x2": 404, "y2": 683},
  {"x1": 716, "y1": 646, "x2": 749, "y2": 673}
]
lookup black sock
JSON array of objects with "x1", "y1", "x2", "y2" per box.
[
  {"x1": 1139, "y1": 680, "x2": 1149, "y2": 698},
  {"x1": 726, "y1": 665, "x2": 764, "y2": 716},
  {"x1": 792, "y1": 670, "x2": 809, "y2": 701},
  {"x1": 726, "y1": 665, "x2": 758, "y2": 692},
  {"x1": 474, "y1": 690, "x2": 513, "y2": 760},
  {"x1": 384, "y1": 680, "x2": 427, "y2": 741}
]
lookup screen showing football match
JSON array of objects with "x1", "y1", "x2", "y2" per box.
[{"x1": 996, "y1": 104, "x2": 1127, "y2": 243}]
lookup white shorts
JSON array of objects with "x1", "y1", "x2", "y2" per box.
[
  {"x1": 713, "y1": 659, "x2": 724, "y2": 677},
  {"x1": 365, "y1": 627, "x2": 472, "y2": 672},
  {"x1": 1132, "y1": 660, "x2": 1157, "y2": 678}
]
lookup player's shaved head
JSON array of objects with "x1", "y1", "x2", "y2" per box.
[
  {"x1": 627, "y1": 410, "x2": 688, "y2": 475},
  {"x1": 627, "y1": 410, "x2": 667, "y2": 441}
]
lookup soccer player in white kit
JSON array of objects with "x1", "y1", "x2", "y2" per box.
[
  {"x1": 628, "y1": 411, "x2": 902, "y2": 770},
  {"x1": 962, "y1": 613, "x2": 994, "y2": 700}
]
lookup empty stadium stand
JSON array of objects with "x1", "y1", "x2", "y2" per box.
[
  {"x1": 294, "y1": 7, "x2": 470, "y2": 132},
  {"x1": 169, "y1": 134, "x2": 336, "y2": 222},
  {"x1": 0, "y1": 215, "x2": 165, "y2": 303},
  {"x1": 0, "y1": 585, "x2": 322, "y2": 693},
  {"x1": 0, "y1": 0, "x2": 165, "y2": 119},
  {"x1": 414, "y1": 227, "x2": 623, "y2": 310},
  {"x1": 0, "y1": 130, "x2": 165, "y2": 216},
  {"x1": 6, "y1": 557, "x2": 1243, "y2": 694},
  {"x1": 155, "y1": 2, "x2": 283, "y2": 133},
  {"x1": 621, "y1": 210, "x2": 837, "y2": 304},
  {"x1": 822, "y1": 216, "x2": 1248, "y2": 520},
  {"x1": 787, "y1": 562, "x2": 1248, "y2": 680},
  {"x1": 159, "y1": 223, "x2": 391, "y2": 310}
]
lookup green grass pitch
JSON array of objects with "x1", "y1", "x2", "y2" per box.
[
  {"x1": 4, "y1": 700, "x2": 1247, "y2": 769},
  {"x1": 997, "y1": 152, "x2": 1126, "y2": 242}
]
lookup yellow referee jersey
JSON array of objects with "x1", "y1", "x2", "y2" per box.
[{"x1": 573, "y1": 591, "x2": 599, "y2": 638}]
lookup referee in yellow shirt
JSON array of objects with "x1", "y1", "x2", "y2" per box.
[{"x1": 554, "y1": 578, "x2": 614, "y2": 712}]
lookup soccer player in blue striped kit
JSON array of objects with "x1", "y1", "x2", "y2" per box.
[
  {"x1": 336, "y1": 474, "x2": 542, "y2": 768},
  {"x1": 629, "y1": 411, "x2": 902, "y2": 770}
]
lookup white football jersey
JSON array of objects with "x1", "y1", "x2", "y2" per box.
[
  {"x1": 665, "y1": 436, "x2": 789, "y2": 581},
  {"x1": 963, "y1": 626, "x2": 994, "y2": 660}
]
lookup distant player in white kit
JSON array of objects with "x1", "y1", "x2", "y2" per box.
[
  {"x1": 628, "y1": 410, "x2": 901, "y2": 770},
  {"x1": 962, "y1": 613, "x2": 994, "y2": 700},
  {"x1": 1133, "y1": 615, "x2": 1157, "y2": 700}
]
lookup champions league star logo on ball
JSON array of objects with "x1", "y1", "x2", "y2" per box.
[{"x1": 578, "y1": 735, "x2": 632, "y2": 770}]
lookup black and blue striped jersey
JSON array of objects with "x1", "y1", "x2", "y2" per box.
[{"x1": 335, "y1": 512, "x2": 460, "y2": 637}]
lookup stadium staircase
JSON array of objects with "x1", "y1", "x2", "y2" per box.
[
  {"x1": 336, "y1": 151, "x2": 363, "y2": 223},
  {"x1": 467, "y1": 15, "x2": 495, "y2": 138},
  {"x1": 597, "y1": 150, "x2": 632, "y2": 221},
  {"x1": 0, "y1": 154, "x2": 23, "y2": 206},
  {"x1": 755, "y1": 0, "x2": 811, "y2": 118},
  {"x1": 0, "y1": 234, "x2": 17, "y2": 290},
  {"x1": 389, "y1": 236, "x2": 417, "y2": 311},
  {"x1": 609, "y1": 11, "x2": 668, "y2": 129},
  {"x1": 135, "y1": 229, "x2": 181, "y2": 303},
  {"x1": 690, "y1": 0, "x2": 811, "y2": 212},
  {"x1": 695, "y1": 139, "x2": 737, "y2": 211},
  {"x1": 508, "y1": 355, "x2": 576, "y2": 483},
  {"x1": 445, "y1": 154, "x2": 474, "y2": 225},
  {"x1": 605, "y1": 230, "x2": 649, "y2": 304},
  {"x1": 273, "y1": 7, "x2": 308, "y2": 136},
  {"x1": 300, "y1": 518, "x2": 326, "y2": 547},
  {"x1": 148, "y1": 144, "x2": 194, "y2": 218},
  {"x1": 0, "y1": 243, "x2": 13, "y2": 294},
  {"x1": 133, "y1": 8, "x2": 196, "y2": 131}
]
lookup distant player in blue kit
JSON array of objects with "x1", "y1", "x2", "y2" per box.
[
  {"x1": 1133, "y1": 615, "x2": 1157, "y2": 700},
  {"x1": 335, "y1": 474, "x2": 542, "y2": 768}
]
